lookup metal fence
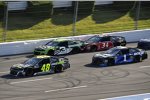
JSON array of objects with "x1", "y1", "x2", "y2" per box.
[{"x1": 0, "y1": 1, "x2": 150, "y2": 42}]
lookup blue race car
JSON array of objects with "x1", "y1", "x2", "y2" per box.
[{"x1": 92, "y1": 46, "x2": 148, "y2": 66}]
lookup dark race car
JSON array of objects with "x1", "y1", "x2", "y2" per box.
[
  {"x1": 34, "y1": 38, "x2": 86, "y2": 56},
  {"x1": 10, "y1": 55, "x2": 70, "y2": 77},
  {"x1": 137, "y1": 38, "x2": 150, "y2": 50},
  {"x1": 85, "y1": 35, "x2": 126, "y2": 52},
  {"x1": 92, "y1": 46, "x2": 147, "y2": 66}
]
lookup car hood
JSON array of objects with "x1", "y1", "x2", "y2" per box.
[
  {"x1": 36, "y1": 45, "x2": 55, "y2": 50},
  {"x1": 94, "y1": 53, "x2": 113, "y2": 58},
  {"x1": 12, "y1": 63, "x2": 33, "y2": 69}
]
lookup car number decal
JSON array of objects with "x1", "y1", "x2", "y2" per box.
[
  {"x1": 101, "y1": 42, "x2": 109, "y2": 48},
  {"x1": 123, "y1": 55, "x2": 127, "y2": 62},
  {"x1": 41, "y1": 64, "x2": 51, "y2": 72}
]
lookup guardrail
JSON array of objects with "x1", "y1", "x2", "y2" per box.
[
  {"x1": 0, "y1": 29, "x2": 150, "y2": 56},
  {"x1": 104, "y1": 29, "x2": 150, "y2": 42}
]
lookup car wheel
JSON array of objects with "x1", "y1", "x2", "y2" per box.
[
  {"x1": 108, "y1": 58, "x2": 115, "y2": 66},
  {"x1": 54, "y1": 65, "x2": 63, "y2": 73},
  {"x1": 91, "y1": 46, "x2": 97, "y2": 52},
  {"x1": 135, "y1": 56, "x2": 142, "y2": 62},
  {"x1": 48, "y1": 50, "x2": 54, "y2": 56},
  {"x1": 25, "y1": 68, "x2": 34, "y2": 77},
  {"x1": 92, "y1": 59, "x2": 99, "y2": 65},
  {"x1": 104, "y1": 59, "x2": 108, "y2": 66}
]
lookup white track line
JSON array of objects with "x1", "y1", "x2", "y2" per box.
[
  {"x1": 0, "y1": 71, "x2": 9, "y2": 74},
  {"x1": 10, "y1": 77, "x2": 52, "y2": 84},
  {"x1": 45, "y1": 85, "x2": 87, "y2": 93},
  {"x1": 139, "y1": 66, "x2": 150, "y2": 68},
  {"x1": 98, "y1": 93, "x2": 150, "y2": 100}
]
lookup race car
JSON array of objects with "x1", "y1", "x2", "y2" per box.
[
  {"x1": 34, "y1": 38, "x2": 86, "y2": 56},
  {"x1": 92, "y1": 46, "x2": 147, "y2": 66},
  {"x1": 137, "y1": 38, "x2": 150, "y2": 50},
  {"x1": 10, "y1": 55, "x2": 70, "y2": 77},
  {"x1": 85, "y1": 35, "x2": 126, "y2": 52}
]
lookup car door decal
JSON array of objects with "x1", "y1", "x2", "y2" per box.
[
  {"x1": 55, "y1": 47, "x2": 72, "y2": 55},
  {"x1": 123, "y1": 55, "x2": 127, "y2": 62},
  {"x1": 41, "y1": 64, "x2": 51, "y2": 72}
]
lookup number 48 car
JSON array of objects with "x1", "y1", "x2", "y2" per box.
[
  {"x1": 92, "y1": 46, "x2": 147, "y2": 66},
  {"x1": 10, "y1": 55, "x2": 70, "y2": 77}
]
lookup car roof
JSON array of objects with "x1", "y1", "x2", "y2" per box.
[
  {"x1": 54, "y1": 38, "x2": 72, "y2": 42},
  {"x1": 35, "y1": 55, "x2": 51, "y2": 59},
  {"x1": 115, "y1": 46, "x2": 128, "y2": 49},
  {"x1": 96, "y1": 34, "x2": 123, "y2": 38}
]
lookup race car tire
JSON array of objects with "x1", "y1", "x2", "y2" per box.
[
  {"x1": 54, "y1": 65, "x2": 63, "y2": 73},
  {"x1": 24, "y1": 68, "x2": 34, "y2": 77},
  {"x1": 120, "y1": 42, "x2": 126, "y2": 46},
  {"x1": 71, "y1": 47, "x2": 80, "y2": 54},
  {"x1": 47, "y1": 50, "x2": 54, "y2": 56},
  {"x1": 134, "y1": 56, "x2": 142, "y2": 62},
  {"x1": 92, "y1": 59, "x2": 100, "y2": 65},
  {"x1": 108, "y1": 58, "x2": 115, "y2": 66},
  {"x1": 104, "y1": 59, "x2": 108, "y2": 66},
  {"x1": 142, "y1": 53, "x2": 148, "y2": 60},
  {"x1": 91, "y1": 46, "x2": 97, "y2": 52}
]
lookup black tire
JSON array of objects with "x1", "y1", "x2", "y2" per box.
[
  {"x1": 104, "y1": 59, "x2": 108, "y2": 66},
  {"x1": 108, "y1": 58, "x2": 115, "y2": 66},
  {"x1": 54, "y1": 65, "x2": 63, "y2": 73},
  {"x1": 24, "y1": 68, "x2": 34, "y2": 77},
  {"x1": 142, "y1": 53, "x2": 148, "y2": 60},
  {"x1": 134, "y1": 56, "x2": 142, "y2": 62},
  {"x1": 47, "y1": 50, "x2": 54, "y2": 56},
  {"x1": 120, "y1": 42, "x2": 126, "y2": 46},
  {"x1": 92, "y1": 59, "x2": 100, "y2": 65},
  {"x1": 91, "y1": 46, "x2": 97, "y2": 52},
  {"x1": 71, "y1": 47, "x2": 80, "y2": 54}
]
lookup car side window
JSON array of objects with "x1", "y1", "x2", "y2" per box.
[
  {"x1": 116, "y1": 51, "x2": 123, "y2": 56},
  {"x1": 58, "y1": 41, "x2": 68, "y2": 47},
  {"x1": 68, "y1": 41, "x2": 78, "y2": 46},
  {"x1": 129, "y1": 48, "x2": 139, "y2": 53},
  {"x1": 50, "y1": 57, "x2": 58, "y2": 63},
  {"x1": 101, "y1": 37, "x2": 110, "y2": 42},
  {"x1": 110, "y1": 36, "x2": 116, "y2": 41},
  {"x1": 38, "y1": 58, "x2": 50, "y2": 66},
  {"x1": 88, "y1": 36, "x2": 101, "y2": 43},
  {"x1": 121, "y1": 49, "x2": 129, "y2": 55}
]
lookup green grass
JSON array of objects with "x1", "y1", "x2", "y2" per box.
[{"x1": 0, "y1": 1, "x2": 150, "y2": 42}]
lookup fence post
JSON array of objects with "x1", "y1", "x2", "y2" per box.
[
  {"x1": 72, "y1": 1, "x2": 78, "y2": 36},
  {"x1": 3, "y1": 2, "x2": 8, "y2": 42},
  {"x1": 135, "y1": 1, "x2": 141, "y2": 30}
]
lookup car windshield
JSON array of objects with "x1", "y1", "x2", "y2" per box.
[
  {"x1": 23, "y1": 58, "x2": 41, "y2": 65},
  {"x1": 46, "y1": 41, "x2": 59, "y2": 46},
  {"x1": 105, "y1": 47, "x2": 119, "y2": 55},
  {"x1": 86, "y1": 36, "x2": 102, "y2": 43}
]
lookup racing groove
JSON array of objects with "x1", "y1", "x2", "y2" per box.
[{"x1": 0, "y1": 43, "x2": 150, "y2": 100}]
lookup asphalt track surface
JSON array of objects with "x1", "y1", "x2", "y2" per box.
[{"x1": 0, "y1": 43, "x2": 150, "y2": 100}]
